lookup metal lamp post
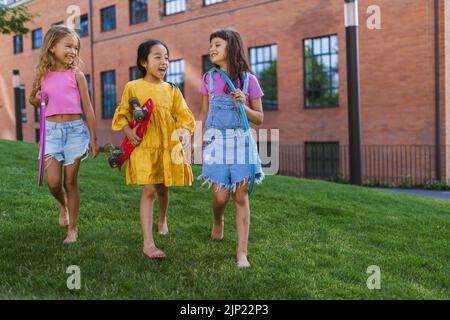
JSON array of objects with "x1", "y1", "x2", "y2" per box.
[
  {"x1": 345, "y1": 0, "x2": 362, "y2": 185},
  {"x1": 13, "y1": 70, "x2": 25, "y2": 141}
]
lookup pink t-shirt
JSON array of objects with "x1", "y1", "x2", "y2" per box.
[
  {"x1": 41, "y1": 69, "x2": 82, "y2": 117},
  {"x1": 200, "y1": 71, "x2": 264, "y2": 105}
]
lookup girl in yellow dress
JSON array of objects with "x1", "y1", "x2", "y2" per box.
[{"x1": 112, "y1": 39, "x2": 195, "y2": 259}]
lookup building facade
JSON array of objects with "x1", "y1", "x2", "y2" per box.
[{"x1": 0, "y1": 0, "x2": 449, "y2": 183}]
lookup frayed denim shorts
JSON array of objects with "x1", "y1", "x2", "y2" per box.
[
  {"x1": 198, "y1": 128, "x2": 264, "y2": 192},
  {"x1": 42, "y1": 119, "x2": 90, "y2": 166}
]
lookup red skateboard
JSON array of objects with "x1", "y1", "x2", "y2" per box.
[{"x1": 116, "y1": 97, "x2": 154, "y2": 171}]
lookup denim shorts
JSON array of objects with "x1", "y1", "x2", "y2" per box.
[
  {"x1": 42, "y1": 119, "x2": 90, "y2": 166},
  {"x1": 198, "y1": 129, "x2": 264, "y2": 192}
]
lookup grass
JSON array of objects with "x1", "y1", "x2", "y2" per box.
[{"x1": 0, "y1": 139, "x2": 449, "y2": 299}]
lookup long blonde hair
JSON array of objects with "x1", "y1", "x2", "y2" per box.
[{"x1": 31, "y1": 25, "x2": 83, "y2": 96}]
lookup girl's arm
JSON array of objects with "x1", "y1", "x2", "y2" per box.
[
  {"x1": 199, "y1": 95, "x2": 209, "y2": 134},
  {"x1": 172, "y1": 87, "x2": 196, "y2": 148},
  {"x1": 231, "y1": 89, "x2": 264, "y2": 125},
  {"x1": 76, "y1": 71, "x2": 98, "y2": 158},
  {"x1": 29, "y1": 89, "x2": 47, "y2": 108},
  {"x1": 29, "y1": 90, "x2": 40, "y2": 108},
  {"x1": 111, "y1": 83, "x2": 141, "y2": 146},
  {"x1": 173, "y1": 87, "x2": 195, "y2": 133}
]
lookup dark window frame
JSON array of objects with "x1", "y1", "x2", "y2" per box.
[
  {"x1": 249, "y1": 43, "x2": 278, "y2": 111},
  {"x1": 34, "y1": 103, "x2": 40, "y2": 123},
  {"x1": 76, "y1": 14, "x2": 89, "y2": 37},
  {"x1": 13, "y1": 35, "x2": 23, "y2": 54},
  {"x1": 203, "y1": 0, "x2": 226, "y2": 6},
  {"x1": 35, "y1": 128, "x2": 40, "y2": 143},
  {"x1": 129, "y1": 66, "x2": 141, "y2": 81},
  {"x1": 202, "y1": 54, "x2": 213, "y2": 74},
  {"x1": 129, "y1": 0, "x2": 148, "y2": 25},
  {"x1": 101, "y1": 5, "x2": 117, "y2": 32},
  {"x1": 101, "y1": 70, "x2": 117, "y2": 119},
  {"x1": 165, "y1": 59, "x2": 185, "y2": 94},
  {"x1": 164, "y1": 0, "x2": 186, "y2": 16},
  {"x1": 31, "y1": 28, "x2": 43, "y2": 50},
  {"x1": 303, "y1": 34, "x2": 339, "y2": 109},
  {"x1": 85, "y1": 74, "x2": 92, "y2": 100}
]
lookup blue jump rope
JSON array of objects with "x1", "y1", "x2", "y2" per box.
[{"x1": 212, "y1": 67, "x2": 257, "y2": 195}]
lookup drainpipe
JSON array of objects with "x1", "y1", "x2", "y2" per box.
[
  {"x1": 89, "y1": 0, "x2": 96, "y2": 112},
  {"x1": 435, "y1": 0, "x2": 441, "y2": 181}
]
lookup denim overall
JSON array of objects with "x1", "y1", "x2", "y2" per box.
[{"x1": 198, "y1": 70, "x2": 264, "y2": 192}]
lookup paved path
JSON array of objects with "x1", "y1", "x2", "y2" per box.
[{"x1": 374, "y1": 188, "x2": 450, "y2": 201}]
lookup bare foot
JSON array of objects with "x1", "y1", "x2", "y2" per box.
[
  {"x1": 63, "y1": 229, "x2": 78, "y2": 244},
  {"x1": 143, "y1": 246, "x2": 166, "y2": 259},
  {"x1": 59, "y1": 206, "x2": 69, "y2": 227},
  {"x1": 158, "y1": 222, "x2": 169, "y2": 235},
  {"x1": 211, "y1": 222, "x2": 224, "y2": 240},
  {"x1": 237, "y1": 255, "x2": 251, "y2": 268}
]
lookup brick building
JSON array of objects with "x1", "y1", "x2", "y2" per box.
[{"x1": 0, "y1": 0, "x2": 449, "y2": 183}]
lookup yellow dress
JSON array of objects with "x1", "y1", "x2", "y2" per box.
[{"x1": 112, "y1": 79, "x2": 195, "y2": 186}]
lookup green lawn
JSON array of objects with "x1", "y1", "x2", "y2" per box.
[{"x1": 0, "y1": 139, "x2": 448, "y2": 299}]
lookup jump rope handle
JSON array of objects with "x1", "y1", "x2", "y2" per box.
[{"x1": 38, "y1": 91, "x2": 46, "y2": 186}]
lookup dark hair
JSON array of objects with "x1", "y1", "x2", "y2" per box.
[
  {"x1": 137, "y1": 39, "x2": 170, "y2": 78},
  {"x1": 209, "y1": 28, "x2": 253, "y2": 94}
]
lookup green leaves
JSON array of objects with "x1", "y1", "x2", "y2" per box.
[{"x1": 0, "y1": 5, "x2": 35, "y2": 35}]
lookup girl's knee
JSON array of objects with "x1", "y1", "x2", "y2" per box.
[
  {"x1": 156, "y1": 185, "x2": 169, "y2": 197},
  {"x1": 232, "y1": 191, "x2": 248, "y2": 207},
  {"x1": 142, "y1": 185, "x2": 157, "y2": 199},
  {"x1": 213, "y1": 194, "x2": 229, "y2": 208},
  {"x1": 63, "y1": 177, "x2": 77, "y2": 192},
  {"x1": 47, "y1": 180, "x2": 62, "y2": 194}
]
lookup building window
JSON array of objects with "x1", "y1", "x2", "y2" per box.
[
  {"x1": 76, "y1": 14, "x2": 89, "y2": 37},
  {"x1": 249, "y1": 44, "x2": 278, "y2": 110},
  {"x1": 35, "y1": 128, "x2": 40, "y2": 143},
  {"x1": 304, "y1": 34, "x2": 339, "y2": 108},
  {"x1": 130, "y1": 66, "x2": 141, "y2": 80},
  {"x1": 130, "y1": 0, "x2": 148, "y2": 25},
  {"x1": 101, "y1": 6, "x2": 116, "y2": 32},
  {"x1": 305, "y1": 142, "x2": 340, "y2": 178},
  {"x1": 85, "y1": 74, "x2": 92, "y2": 99},
  {"x1": 34, "y1": 104, "x2": 40, "y2": 123},
  {"x1": 16, "y1": 87, "x2": 27, "y2": 123},
  {"x1": 165, "y1": 0, "x2": 185, "y2": 15},
  {"x1": 202, "y1": 54, "x2": 213, "y2": 74},
  {"x1": 52, "y1": 21, "x2": 64, "y2": 26},
  {"x1": 204, "y1": 0, "x2": 225, "y2": 5},
  {"x1": 80, "y1": 74, "x2": 91, "y2": 120},
  {"x1": 101, "y1": 70, "x2": 116, "y2": 119},
  {"x1": 13, "y1": 35, "x2": 23, "y2": 54},
  {"x1": 32, "y1": 28, "x2": 43, "y2": 49},
  {"x1": 165, "y1": 59, "x2": 184, "y2": 94}
]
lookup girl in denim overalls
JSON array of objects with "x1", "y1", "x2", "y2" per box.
[{"x1": 198, "y1": 29, "x2": 265, "y2": 268}]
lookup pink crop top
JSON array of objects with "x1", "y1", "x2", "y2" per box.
[{"x1": 41, "y1": 69, "x2": 82, "y2": 116}]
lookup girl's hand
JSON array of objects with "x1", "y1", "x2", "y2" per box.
[
  {"x1": 89, "y1": 140, "x2": 99, "y2": 159},
  {"x1": 30, "y1": 90, "x2": 48, "y2": 108},
  {"x1": 36, "y1": 90, "x2": 48, "y2": 105},
  {"x1": 124, "y1": 125, "x2": 142, "y2": 147},
  {"x1": 231, "y1": 89, "x2": 246, "y2": 108}
]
